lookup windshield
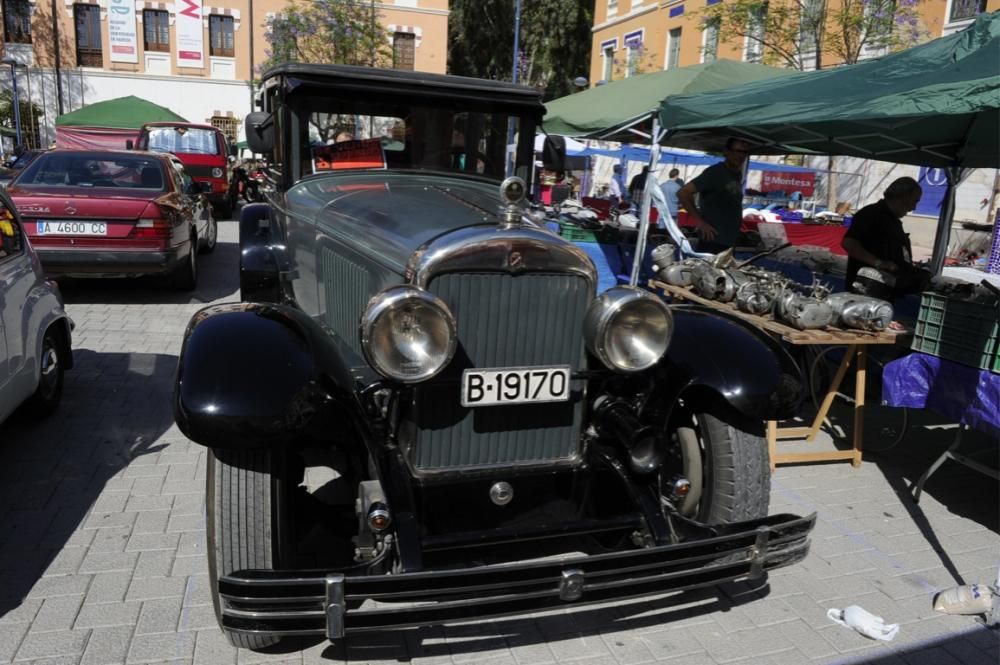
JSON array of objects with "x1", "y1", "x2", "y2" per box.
[
  {"x1": 18, "y1": 153, "x2": 166, "y2": 190},
  {"x1": 144, "y1": 127, "x2": 220, "y2": 155}
]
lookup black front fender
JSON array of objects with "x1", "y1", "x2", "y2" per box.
[
  {"x1": 173, "y1": 302, "x2": 361, "y2": 449},
  {"x1": 657, "y1": 305, "x2": 803, "y2": 421},
  {"x1": 239, "y1": 203, "x2": 286, "y2": 302}
]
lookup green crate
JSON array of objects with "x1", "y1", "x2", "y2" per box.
[
  {"x1": 559, "y1": 221, "x2": 616, "y2": 244},
  {"x1": 912, "y1": 292, "x2": 999, "y2": 370}
]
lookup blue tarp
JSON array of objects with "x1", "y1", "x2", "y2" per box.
[
  {"x1": 583, "y1": 145, "x2": 815, "y2": 173},
  {"x1": 883, "y1": 352, "x2": 1000, "y2": 438}
]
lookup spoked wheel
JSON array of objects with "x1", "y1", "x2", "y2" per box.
[
  {"x1": 664, "y1": 410, "x2": 770, "y2": 524},
  {"x1": 808, "y1": 346, "x2": 908, "y2": 452},
  {"x1": 207, "y1": 448, "x2": 282, "y2": 650},
  {"x1": 25, "y1": 328, "x2": 65, "y2": 417}
]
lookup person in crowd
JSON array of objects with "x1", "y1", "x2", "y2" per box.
[
  {"x1": 841, "y1": 176, "x2": 930, "y2": 308},
  {"x1": 659, "y1": 168, "x2": 685, "y2": 220},
  {"x1": 608, "y1": 164, "x2": 625, "y2": 207},
  {"x1": 676, "y1": 137, "x2": 753, "y2": 253},
  {"x1": 628, "y1": 166, "x2": 650, "y2": 206}
]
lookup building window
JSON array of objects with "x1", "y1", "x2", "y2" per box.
[
  {"x1": 392, "y1": 32, "x2": 415, "y2": 70},
  {"x1": 702, "y1": 18, "x2": 719, "y2": 63},
  {"x1": 600, "y1": 41, "x2": 615, "y2": 82},
  {"x1": 143, "y1": 9, "x2": 169, "y2": 53},
  {"x1": 211, "y1": 116, "x2": 239, "y2": 145},
  {"x1": 623, "y1": 30, "x2": 643, "y2": 78},
  {"x1": 74, "y1": 4, "x2": 103, "y2": 67},
  {"x1": 666, "y1": 28, "x2": 682, "y2": 70},
  {"x1": 949, "y1": 0, "x2": 986, "y2": 22},
  {"x1": 2, "y1": 0, "x2": 31, "y2": 44},
  {"x1": 744, "y1": 3, "x2": 767, "y2": 63},
  {"x1": 607, "y1": 0, "x2": 618, "y2": 16},
  {"x1": 209, "y1": 15, "x2": 235, "y2": 57}
]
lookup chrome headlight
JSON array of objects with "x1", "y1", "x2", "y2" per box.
[
  {"x1": 361, "y1": 286, "x2": 457, "y2": 383},
  {"x1": 211, "y1": 167, "x2": 224, "y2": 178},
  {"x1": 584, "y1": 286, "x2": 672, "y2": 372}
]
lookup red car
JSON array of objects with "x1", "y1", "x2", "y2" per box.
[{"x1": 7, "y1": 149, "x2": 217, "y2": 289}]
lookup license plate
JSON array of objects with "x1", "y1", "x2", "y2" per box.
[
  {"x1": 36, "y1": 221, "x2": 108, "y2": 236},
  {"x1": 461, "y1": 366, "x2": 571, "y2": 407}
]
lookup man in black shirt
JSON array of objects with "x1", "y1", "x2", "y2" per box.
[{"x1": 842, "y1": 176, "x2": 930, "y2": 299}]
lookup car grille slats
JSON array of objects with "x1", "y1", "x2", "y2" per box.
[{"x1": 408, "y1": 272, "x2": 590, "y2": 471}]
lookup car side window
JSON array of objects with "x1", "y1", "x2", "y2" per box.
[{"x1": 0, "y1": 200, "x2": 24, "y2": 262}]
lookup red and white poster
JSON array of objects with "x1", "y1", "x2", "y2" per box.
[
  {"x1": 762, "y1": 171, "x2": 816, "y2": 197},
  {"x1": 175, "y1": 0, "x2": 204, "y2": 68},
  {"x1": 312, "y1": 140, "x2": 386, "y2": 172}
]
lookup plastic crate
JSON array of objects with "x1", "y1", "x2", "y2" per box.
[
  {"x1": 558, "y1": 221, "x2": 616, "y2": 244},
  {"x1": 911, "y1": 292, "x2": 999, "y2": 370}
]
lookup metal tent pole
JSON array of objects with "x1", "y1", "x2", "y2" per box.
[
  {"x1": 629, "y1": 114, "x2": 660, "y2": 287},
  {"x1": 929, "y1": 166, "x2": 964, "y2": 276}
]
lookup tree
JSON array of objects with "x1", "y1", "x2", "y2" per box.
[
  {"x1": 449, "y1": 0, "x2": 595, "y2": 100},
  {"x1": 0, "y1": 91, "x2": 41, "y2": 149},
  {"x1": 697, "y1": 0, "x2": 928, "y2": 71},
  {"x1": 259, "y1": 0, "x2": 392, "y2": 74}
]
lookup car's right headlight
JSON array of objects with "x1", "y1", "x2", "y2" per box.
[
  {"x1": 584, "y1": 286, "x2": 672, "y2": 372},
  {"x1": 360, "y1": 286, "x2": 457, "y2": 383}
]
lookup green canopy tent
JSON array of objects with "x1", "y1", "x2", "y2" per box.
[
  {"x1": 543, "y1": 59, "x2": 796, "y2": 143},
  {"x1": 55, "y1": 96, "x2": 187, "y2": 150},
  {"x1": 657, "y1": 12, "x2": 1000, "y2": 273}
]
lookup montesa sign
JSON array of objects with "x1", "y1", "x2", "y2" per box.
[{"x1": 761, "y1": 171, "x2": 816, "y2": 197}]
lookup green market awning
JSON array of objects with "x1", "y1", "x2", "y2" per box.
[
  {"x1": 55, "y1": 96, "x2": 187, "y2": 130},
  {"x1": 658, "y1": 12, "x2": 1000, "y2": 169},
  {"x1": 542, "y1": 59, "x2": 796, "y2": 142}
]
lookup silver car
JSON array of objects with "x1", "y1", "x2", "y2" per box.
[{"x1": 0, "y1": 188, "x2": 73, "y2": 425}]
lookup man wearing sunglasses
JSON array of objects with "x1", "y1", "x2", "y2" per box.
[{"x1": 677, "y1": 137, "x2": 753, "y2": 253}]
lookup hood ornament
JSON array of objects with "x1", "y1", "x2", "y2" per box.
[{"x1": 498, "y1": 177, "x2": 526, "y2": 229}]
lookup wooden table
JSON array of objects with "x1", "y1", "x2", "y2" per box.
[{"x1": 651, "y1": 280, "x2": 899, "y2": 470}]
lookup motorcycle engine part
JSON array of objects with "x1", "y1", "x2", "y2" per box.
[
  {"x1": 736, "y1": 280, "x2": 779, "y2": 315},
  {"x1": 692, "y1": 264, "x2": 738, "y2": 302},
  {"x1": 662, "y1": 260, "x2": 698, "y2": 287},
  {"x1": 777, "y1": 291, "x2": 834, "y2": 330},
  {"x1": 853, "y1": 266, "x2": 896, "y2": 301},
  {"x1": 826, "y1": 293, "x2": 894, "y2": 331},
  {"x1": 651, "y1": 243, "x2": 677, "y2": 270}
]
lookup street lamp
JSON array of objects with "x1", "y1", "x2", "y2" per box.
[{"x1": 1, "y1": 56, "x2": 23, "y2": 149}]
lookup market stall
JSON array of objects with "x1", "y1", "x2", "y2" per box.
[{"x1": 55, "y1": 96, "x2": 187, "y2": 150}]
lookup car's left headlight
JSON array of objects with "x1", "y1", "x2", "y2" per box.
[
  {"x1": 361, "y1": 286, "x2": 457, "y2": 383},
  {"x1": 584, "y1": 286, "x2": 672, "y2": 372},
  {"x1": 211, "y1": 167, "x2": 224, "y2": 178}
]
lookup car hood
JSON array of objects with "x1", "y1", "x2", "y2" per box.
[{"x1": 286, "y1": 171, "x2": 537, "y2": 272}]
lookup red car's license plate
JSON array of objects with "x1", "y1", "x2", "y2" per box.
[{"x1": 36, "y1": 221, "x2": 108, "y2": 236}]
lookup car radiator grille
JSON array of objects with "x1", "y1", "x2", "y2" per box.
[{"x1": 408, "y1": 272, "x2": 591, "y2": 471}]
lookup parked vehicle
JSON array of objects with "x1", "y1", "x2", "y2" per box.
[
  {"x1": 0, "y1": 149, "x2": 44, "y2": 189},
  {"x1": 172, "y1": 64, "x2": 814, "y2": 650},
  {"x1": 134, "y1": 122, "x2": 235, "y2": 219},
  {"x1": 227, "y1": 158, "x2": 266, "y2": 208},
  {"x1": 0, "y1": 188, "x2": 73, "y2": 425},
  {"x1": 8, "y1": 149, "x2": 216, "y2": 290}
]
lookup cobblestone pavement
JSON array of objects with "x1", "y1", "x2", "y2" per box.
[{"x1": 0, "y1": 219, "x2": 998, "y2": 664}]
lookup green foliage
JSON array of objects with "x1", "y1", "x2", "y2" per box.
[
  {"x1": 449, "y1": 0, "x2": 595, "y2": 100},
  {"x1": 0, "y1": 91, "x2": 40, "y2": 149},
  {"x1": 260, "y1": 0, "x2": 392, "y2": 74},
  {"x1": 697, "y1": 0, "x2": 929, "y2": 70}
]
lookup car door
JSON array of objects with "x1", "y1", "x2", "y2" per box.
[{"x1": 0, "y1": 194, "x2": 33, "y2": 407}]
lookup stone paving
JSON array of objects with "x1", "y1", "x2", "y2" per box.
[{"x1": 0, "y1": 219, "x2": 997, "y2": 664}]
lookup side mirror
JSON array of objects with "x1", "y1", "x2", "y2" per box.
[
  {"x1": 245, "y1": 112, "x2": 274, "y2": 154},
  {"x1": 541, "y1": 135, "x2": 566, "y2": 173},
  {"x1": 125, "y1": 139, "x2": 134, "y2": 150}
]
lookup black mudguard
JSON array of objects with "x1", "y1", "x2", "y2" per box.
[
  {"x1": 656, "y1": 305, "x2": 803, "y2": 422},
  {"x1": 239, "y1": 203, "x2": 285, "y2": 302},
  {"x1": 173, "y1": 301, "x2": 362, "y2": 449}
]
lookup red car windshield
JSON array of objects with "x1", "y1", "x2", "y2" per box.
[
  {"x1": 144, "y1": 127, "x2": 220, "y2": 155},
  {"x1": 17, "y1": 153, "x2": 166, "y2": 190}
]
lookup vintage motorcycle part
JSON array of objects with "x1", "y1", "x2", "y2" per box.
[
  {"x1": 775, "y1": 289, "x2": 834, "y2": 330},
  {"x1": 661, "y1": 259, "x2": 701, "y2": 286},
  {"x1": 584, "y1": 286, "x2": 673, "y2": 372},
  {"x1": 692, "y1": 264, "x2": 738, "y2": 302},
  {"x1": 360, "y1": 286, "x2": 457, "y2": 382},
  {"x1": 651, "y1": 243, "x2": 677, "y2": 272},
  {"x1": 736, "y1": 280, "x2": 780, "y2": 315},
  {"x1": 826, "y1": 293, "x2": 894, "y2": 331},
  {"x1": 853, "y1": 266, "x2": 897, "y2": 300}
]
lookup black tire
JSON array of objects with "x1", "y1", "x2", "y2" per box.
[
  {"x1": 670, "y1": 412, "x2": 770, "y2": 523},
  {"x1": 207, "y1": 448, "x2": 281, "y2": 650},
  {"x1": 201, "y1": 215, "x2": 218, "y2": 254},
  {"x1": 172, "y1": 235, "x2": 198, "y2": 290},
  {"x1": 24, "y1": 327, "x2": 64, "y2": 417}
]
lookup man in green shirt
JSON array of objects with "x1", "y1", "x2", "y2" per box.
[{"x1": 677, "y1": 138, "x2": 752, "y2": 253}]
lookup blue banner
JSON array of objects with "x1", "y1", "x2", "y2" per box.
[{"x1": 915, "y1": 166, "x2": 948, "y2": 217}]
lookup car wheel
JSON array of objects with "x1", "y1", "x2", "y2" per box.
[
  {"x1": 173, "y1": 235, "x2": 198, "y2": 290},
  {"x1": 24, "y1": 327, "x2": 64, "y2": 417},
  {"x1": 667, "y1": 411, "x2": 769, "y2": 523},
  {"x1": 201, "y1": 215, "x2": 218, "y2": 254},
  {"x1": 207, "y1": 448, "x2": 282, "y2": 650}
]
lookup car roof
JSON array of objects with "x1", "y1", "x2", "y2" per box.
[
  {"x1": 141, "y1": 122, "x2": 220, "y2": 131},
  {"x1": 260, "y1": 63, "x2": 545, "y2": 112}
]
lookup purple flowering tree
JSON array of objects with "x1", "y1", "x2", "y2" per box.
[{"x1": 698, "y1": 0, "x2": 928, "y2": 71}]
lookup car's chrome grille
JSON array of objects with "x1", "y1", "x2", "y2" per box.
[{"x1": 408, "y1": 272, "x2": 591, "y2": 471}]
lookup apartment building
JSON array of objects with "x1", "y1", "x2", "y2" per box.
[
  {"x1": 0, "y1": 0, "x2": 449, "y2": 147},
  {"x1": 589, "y1": 0, "x2": 996, "y2": 86}
]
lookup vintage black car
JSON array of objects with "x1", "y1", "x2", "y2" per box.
[{"x1": 173, "y1": 64, "x2": 815, "y2": 650}]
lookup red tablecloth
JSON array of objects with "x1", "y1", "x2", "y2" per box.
[{"x1": 677, "y1": 216, "x2": 847, "y2": 255}]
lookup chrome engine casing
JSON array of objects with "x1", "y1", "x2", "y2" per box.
[
  {"x1": 736, "y1": 280, "x2": 780, "y2": 315},
  {"x1": 775, "y1": 290, "x2": 834, "y2": 330},
  {"x1": 826, "y1": 293, "x2": 894, "y2": 331},
  {"x1": 660, "y1": 259, "x2": 702, "y2": 287},
  {"x1": 692, "y1": 264, "x2": 739, "y2": 302}
]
